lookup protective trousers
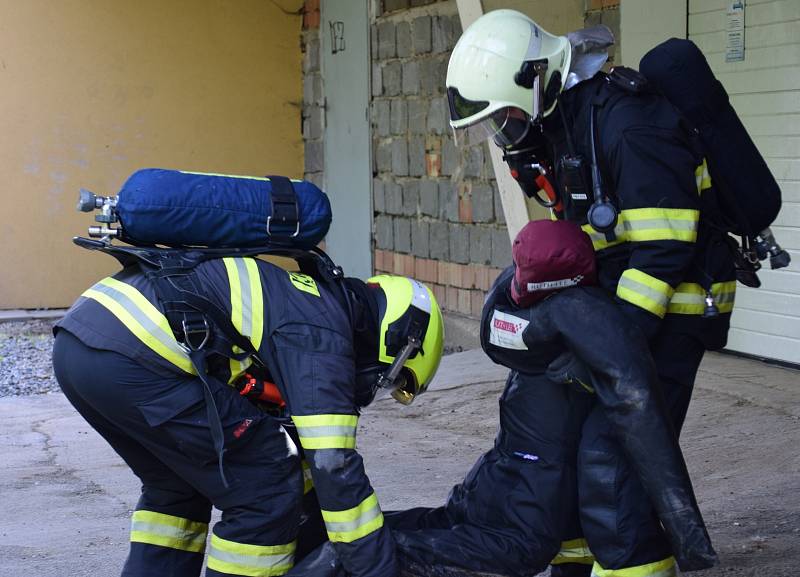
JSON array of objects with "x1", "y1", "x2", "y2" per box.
[
  {"x1": 578, "y1": 329, "x2": 706, "y2": 576},
  {"x1": 53, "y1": 330, "x2": 306, "y2": 577},
  {"x1": 384, "y1": 371, "x2": 594, "y2": 577}
]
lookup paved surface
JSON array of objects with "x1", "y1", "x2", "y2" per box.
[
  {"x1": 0, "y1": 310, "x2": 65, "y2": 323},
  {"x1": 1, "y1": 349, "x2": 798, "y2": 576}
]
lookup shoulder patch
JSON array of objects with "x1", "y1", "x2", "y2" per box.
[
  {"x1": 488, "y1": 310, "x2": 529, "y2": 350},
  {"x1": 289, "y1": 272, "x2": 320, "y2": 297}
]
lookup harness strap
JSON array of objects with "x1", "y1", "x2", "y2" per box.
[{"x1": 75, "y1": 238, "x2": 348, "y2": 487}]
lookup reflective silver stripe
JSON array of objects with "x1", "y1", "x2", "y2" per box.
[
  {"x1": 585, "y1": 217, "x2": 697, "y2": 241},
  {"x1": 86, "y1": 280, "x2": 192, "y2": 371},
  {"x1": 208, "y1": 545, "x2": 294, "y2": 570},
  {"x1": 620, "y1": 218, "x2": 697, "y2": 233},
  {"x1": 234, "y1": 258, "x2": 254, "y2": 338},
  {"x1": 668, "y1": 281, "x2": 736, "y2": 314},
  {"x1": 131, "y1": 521, "x2": 207, "y2": 544},
  {"x1": 617, "y1": 276, "x2": 671, "y2": 311},
  {"x1": 294, "y1": 425, "x2": 357, "y2": 439},
  {"x1": 129, "y1": 510, "x2": 207, "y2": 553},
  {"x1": 323, "y1": 501, "x2": 382, "y2": 534},
  {"x1": 670, "y1": 289, "x2": 735, "y2": 306},
  {"x1": 224, "y1": 257, "x2": 265, "y2": 381},
  {"x1": 321, "y1": 493, "x2": 384, "y2": 542}
]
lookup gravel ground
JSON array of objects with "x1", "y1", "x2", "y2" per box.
[
  {"x1": 0, "y1": 319, "x2": 463, "y2": 399},
  {"x1": 0, "y1": 321, "x2": 59, "y2": 397}
]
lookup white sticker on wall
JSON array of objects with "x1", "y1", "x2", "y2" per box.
[
  {"x1": 726, "y1": 1, "x2": 745, "y2": 63},
  {"x1": 489, "y1": 310, "x2": 529, "y2": 350}
]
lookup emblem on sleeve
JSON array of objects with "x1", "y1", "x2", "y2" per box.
[
  {"x1": 489, "y1": 310, "x2": 529, "y2": 350},
  {"x1": 289, "y1": 272, "x2": 320, "y2": 297}
]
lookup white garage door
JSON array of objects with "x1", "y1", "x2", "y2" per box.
[{"x1": 689, "y1": 0, "x2": 800, "y2": 365}]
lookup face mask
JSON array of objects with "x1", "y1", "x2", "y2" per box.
[{"x1": 501, "y1": 129, "x2": 562, "y2": 211}]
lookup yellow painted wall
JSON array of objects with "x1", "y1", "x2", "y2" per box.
[{"x1": 0, "y1": 0, "x2": 304, "y2": 309}]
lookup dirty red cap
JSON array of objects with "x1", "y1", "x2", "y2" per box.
[{"x1": 511, "y1": 219, "x2": 597, "y2": 307}]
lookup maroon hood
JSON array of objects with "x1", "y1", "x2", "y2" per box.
[{"x1": 511, "y1": 219, "x2": 597, "y2": 307}]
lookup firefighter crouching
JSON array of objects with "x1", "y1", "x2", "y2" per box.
[
  {"x1": 52, "y1": 260, "x2": 444, "y2": 577},
  {"x1": 445, "y1": 10, "x2": 736, "y2": 577}
]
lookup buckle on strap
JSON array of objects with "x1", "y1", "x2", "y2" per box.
[
  {"x1": 266, "y1": 175, "x2": 300, "y2": 239},
  {"x1": 181, "y1": 316, "x2": 211, "y2": 351},
  {"x1": 266, "y1": 215, "x2": 300, "y2": 238}
]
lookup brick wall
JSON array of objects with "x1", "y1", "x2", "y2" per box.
[
  {"x1": 302, "y1": 0, "x2": 323, "y2": 189},
  {"x1": 301, "y1": 0, "x2": 622, "y2": 318},
  {"x1": 369, "y1": 0, "x2": 511, "y2": 317}
]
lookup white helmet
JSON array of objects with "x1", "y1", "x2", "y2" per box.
[{"x1": 446, "y1": 10, "x2": 572, "y2": 148}]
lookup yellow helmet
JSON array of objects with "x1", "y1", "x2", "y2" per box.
[
  {"x1": 446, "y1": 10, "x2": 572, "y2": 147},
  {"x1": 366, "y1": 275, "x2": 444, "y2": 405}
]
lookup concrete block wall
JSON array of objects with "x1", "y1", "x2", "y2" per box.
[
  {"x1": 301, "y1": 0, "x2": 623, "y2": 318},
  {"x1": 369, "y1": 0, "x2": 510, "y2": 317},
  {"x1": 302, "y1": 0, "x2": 323, "y2": 190}
]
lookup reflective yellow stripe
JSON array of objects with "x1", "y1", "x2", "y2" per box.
[
  {"x1": 225, "y1": 258, "x2": 244, "y2": 340},
  {"x1": 616, "y1": 269, "x2": 674, "y2": 318},
  {"x1": 551, "y1": 538, "x2": 594, "y2": 565},
  {"x1": 592, "y1": 556, "x2": 676, "y2": 577},
  {"x1": 224, "y1": 257, "x2": 265, "y2": 383},
  {"x1": 622, "y1": 208, "x2": 699, "y2": 243},
  {"x1": 321, "y1": 493, "x2": 384, "y2": 543},
  {"x1": 179, "y1": 170, "x2": 302, "y2": 183},
  {"x1": 302, "y1": 460, "x2": 314, "y2": 495},
  {"x1": 582, "y1": 208, "x2": 699, "y2": 251},
  {"x1": 130, "y1": 510, "x2": 207, "y2": 553},
  {"x1": 82, "y1": 278, "x2": 196, "y2": 374},
  {"x1": 695, "y1": 159, "x2": 712, "y2": 193},
  {"x1": 668, "y1": 281, "x2": 736, "y2": 315},
  {"x1": 292, "y1": 414, "x2": 358, "y2": 450},
  {"x1": 206, "y1": 534, "x2": 295, "y2": 577},
  {"x1": 582, "y1": 223, "x2": 627, "y2": 250},
  {"x1": 245, "y1": 259, "x2": 264, "y2": 350}
]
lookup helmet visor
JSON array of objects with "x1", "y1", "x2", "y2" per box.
[
  {"x1": 448, "y1": 86, "x2": 490, "y2": 123},
  {"x1": 451, "y1": 106, "x2": 532, "y2": 148}
]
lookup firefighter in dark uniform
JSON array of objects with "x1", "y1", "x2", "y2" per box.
[
  {"x1": 444, "y1": 10, "x2": 736, "y2": 577},
  {"x1": 52, "y1": 257, "x2": 444, "y2": 577},
  {"x1": 285, "y1": 221, "x2": 716, "y2": 577}
]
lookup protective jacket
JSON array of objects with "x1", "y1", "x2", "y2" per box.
[
  {"x1": 544, "y1": 73, "x2": 736, "y2": 350},
  {"x1": 481, "y1": 268, "x2": 716, "y2": 572},
  {"x1": 56, "y1": 258, "x2": 394, "y2": 577}
]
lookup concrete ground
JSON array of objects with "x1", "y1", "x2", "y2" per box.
[{"x1": 1, "y1": 349, "x2": 798, "y2": 577}]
